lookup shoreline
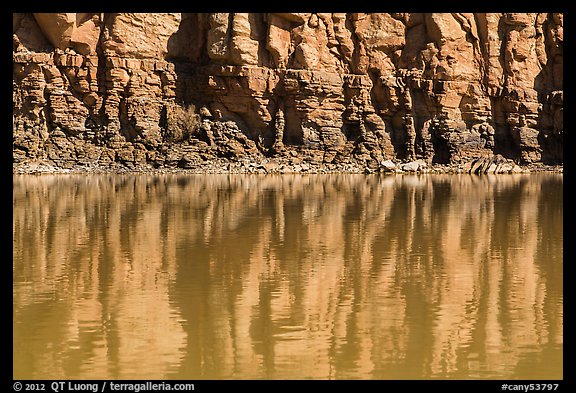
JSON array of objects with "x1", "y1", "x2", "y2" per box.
[{"x1": 13, "y1": 158, "x2": 563, "y2": 176}]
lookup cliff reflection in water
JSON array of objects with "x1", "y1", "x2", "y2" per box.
[{"x1": 13, "y1": 174, "x2": 563, "y2": 379}]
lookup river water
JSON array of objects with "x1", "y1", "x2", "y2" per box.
[{"x1": 13, "y1": 173, "x2": 563, "y2": 380}]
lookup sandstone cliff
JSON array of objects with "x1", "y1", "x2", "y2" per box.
[{"x1": 13, "y1": 13, "x2": 563, "y2": 171}]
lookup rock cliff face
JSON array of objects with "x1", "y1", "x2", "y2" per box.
[{"x1": 13, "y1": 13, "x2": 563, "y2": 170}]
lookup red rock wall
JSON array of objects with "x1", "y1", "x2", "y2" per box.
[{"x1": 13, "y1": 13, "x2": 563, "y2": 169}]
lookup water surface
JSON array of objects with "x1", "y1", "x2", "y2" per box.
[{"x1": 13, "y1": 174, "x2": 563, "y2": 379}]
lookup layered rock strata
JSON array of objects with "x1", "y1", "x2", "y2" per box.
[{"x1": 13, "y1": 13, "x2": 563, "y2": 171}]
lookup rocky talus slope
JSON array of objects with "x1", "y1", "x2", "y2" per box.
[{"x1": 13, "y1": 13, "x2": 563, "y2": 173}]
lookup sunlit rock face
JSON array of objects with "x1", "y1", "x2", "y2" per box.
[{"x1": 13, "y1": 13, "x2": 563, "y2": 168}]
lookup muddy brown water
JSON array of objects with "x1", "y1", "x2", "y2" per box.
[{"x1": 13, "y1": 173, "x2": 563, "y2": 379}]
